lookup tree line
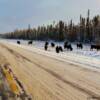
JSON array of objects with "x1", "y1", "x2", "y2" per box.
[{"x1": 4, "y1": 10, "x2": 100, "y2": 43}]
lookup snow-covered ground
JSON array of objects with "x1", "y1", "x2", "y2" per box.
[
  {"x1": 0, "y1": 38, "x2": 100, "y2": 72},
  {"x1": 1, "y1": 39, "x2": 100, "y2": 100},
  {"x1": 1, "y1": 39, "x2": 100, "y2": 60}
]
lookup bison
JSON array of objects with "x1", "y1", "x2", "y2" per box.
[
  {"x1": 91, "y1": 44, "x2": 100, "y2": 51},
  {"x1": 45, "y1": 41, "x2": 49, "y2": 46},
  {"x1": 77, "y1": 43, "x2": 83, "y2": 49},
  {"x1": 59, "y1": 46, "x2": 63, "y2": 52},
  {"x1": 64, "y1": 43, "x2": 73, "y2": 51},
  {"x1": 17, "y1": 41, "x2": 20, "y2": 44},
  {"x1": 44, "y1": 41, "x2": 49, "y2": 51},
  {"x1": 44, "y1": 45, "x2": 48, "y2": 51},
  {"x1": 56, "y1": 46, "x2": 60, "y2": 53},
  {"x1": 28, "y1": 40, "x2": 33, "y2": 45},
  {"x1": 64, "y1": 41, "x2": 68, "y2": 49},
  {"x1": 51, "y1": 42, "x2": 55, "y2": 47}
]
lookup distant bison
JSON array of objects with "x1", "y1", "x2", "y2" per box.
[
  {"x1": 64, "y1": 43, "x2": 73, "y2": 51},
  {"x1": 17, "y1": 41, "x2": 20, "y2": 44},
  {"x1": 51, "y1": 42, "x2": 55, "y2": 47},
  {"x1": 67, "y1": 44, "x2": 73, "y2": 51},
  {"x1": 55, "y1": 46, "x2": 63, "y2": 53},
  {"x1": 91, "y1": 44, "x2": 100, "y2": 51},
  {"x1": 59, "y1": 46, "x2": 63, "y2": 52},
  {"x1": 28, "y1": 40, "x2": 33, "y2": 45},
  {"x1": 56, "y1": 46, "x2": 60, "y2": 53},
  {"x1": 64, "y1": 41, "x2": 68, "y2": 49},
  {"x1": 44, "y1": 45, "x2": 48, "y2": 51},
  {"x1": 77, "y1": 43, "x2": 83, "y2": 49},
  {"x1": 44, "y1": 41, "x2": 49, "y2": 51},
  {"x1": 45, "y1": 41, "x2": 49, "y2": 46}
]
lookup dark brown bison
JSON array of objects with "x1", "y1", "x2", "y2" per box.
[
  {"x1": 64, "y1": 41, "x2": 68, "y2": 49},
  {"x1": 44, "y1": 45, "x2": 48, "y2": 51},
  {"x1": 59, "y1": 46, "x2": 63, "y2": 52},
  {"x1": 64, "y1": 44, "x2": 73, "y2": 51},
  {"x1": 77, "y1": 43, "x2": 83, "y2": 49},
  {"x1": 55, "y1": 46, "x2": 63, "y2": 53},
  {"x1": 56, "y1": 46, "x2": 60, "y2": 53},
  {"x1": 44, "y1": 41, "x2": 49, "y2": 51},
  {"x1": 17, "y1": 41, "x2": 20, "y2": 44},
  {"x1": 45, "y1": 41, "x2": 49, "y2": 46},
  {"x1": 51, "y1": 42, "x2": 55, "y2": 47},
  {"x1": 91, "y1": 44, "x2": 100, "y2": 51},
  {"x1": 28, "y1": 40, "x2": 33, "y2": 45}
]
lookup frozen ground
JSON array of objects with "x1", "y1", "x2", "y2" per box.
[
  {"x1": 0, "y1": 38, "x2": 100, "y2": 73},
  {"x1": 1, "y1": 40, "x2": 100, "y2": 100},
  {"x1": 1, "y1": 39, "x2": 100, "y2": 60}
]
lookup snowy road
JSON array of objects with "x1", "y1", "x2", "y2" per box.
[
  {"x1": 9, "y1": 42, "x2": 100, "y2": 72},
  {"x1": 0, "y1": 41, "x2": 100, "y2": 100}
]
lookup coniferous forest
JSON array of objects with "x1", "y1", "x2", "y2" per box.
[{"x1": 4, "y1": 10, "x2": 100, "y2": 43}]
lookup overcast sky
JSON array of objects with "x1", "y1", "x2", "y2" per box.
[{"x1": 0, "y1": 0, "x2": 100, "y2": 33}]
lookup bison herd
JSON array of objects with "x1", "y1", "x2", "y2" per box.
[
  {"x1": 44, "y1": 41, "x2": 74, "y2": 53},
  {"x1": 17, "y1": 40, "x2": 33, "y2": 45},
  {"x1": 44, "y1": 41, "x2": 100, "y2": 53},
  {"x1": 16, "y1": 40, "x2": 100, "y2": 53}
]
